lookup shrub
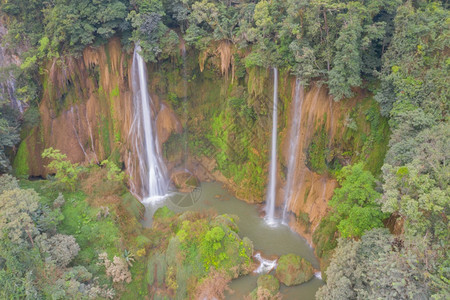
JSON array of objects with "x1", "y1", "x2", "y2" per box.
[
  {"x1": 40, "y1": 234, "x2": 80, "y2": 267},
  {"x1": 195, "y1": 269, "x2": 231, "y2": 300},
  {"x1": 42, "y1": 148, "x2": 81, "y2": 191},
  {"x1": 0, "y1": 174, "x2": 19, "y2": 194},
  {"x1": 0, "y1": 188, "x2": 39, "y2": 245},
  {"x1": 53, "y1": 193, "x2": 65, "y2": 209},
  {"x1": 98, "y1": 252, "x2": 132, "y2": 283},
  {"x1": 100, "y1": 160, "x2": 125, "y2": 182}
]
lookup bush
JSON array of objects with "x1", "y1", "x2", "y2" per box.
[
  {"x1": 0, "y1": 188, "x2": 39, "y2": 245},
  {"x1": 40, "y1": 234, "x2": 80, "y2": 267},
  {"x1": 100, "y1": 160, "x2": 125, "y2": 182},
  {"x1": 42, "y1": 148, "x2": 81, "y2": 191},
  {"x1": 98, "y1": 252, "x2": 132, "y2": 283},
  {"x1": 0, "y1": 174, "x2": 19, "y2": 194},
  {"x1": 329, "y1": 163, "x2": 386, "y2": 238}
]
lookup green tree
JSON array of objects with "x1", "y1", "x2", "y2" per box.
[
  {"x1": 329, "y1": 163, "x2": 386, "y2": 238},
  {"x1": 328, "y1": 3, "x2": 363, "y2": 100},
  {"x1": 317, "y1": 229, "x2": 431, "y2": 299},
  {"x1": 42, "y1": 148, "x2": 81, "y2": 191},
  {"x1": 44, "y1": 0, "x2": 128, "y2": 53},
  {"x1": 0, "y1": 188, "x2": 39, "y2": 245},
  {"x1": 0, "y1": 109, "x2": 20, "y2": 173}
]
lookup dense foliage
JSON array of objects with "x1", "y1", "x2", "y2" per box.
[
  {"x1": 318, "y1": 2, "x2": 449, "y2": 299},
  {"x1": 147, "y1": 208, "x2": 253, "y2": 298},
  {"x1": 329, "y1": 163, "x2": 387, "y2": 238},
  {"x1": 1, "y1": 0, "x2": 436, "y2": 103},
  {"x1": 0, "y1": 0, "x2": 448, "y2": 299}
]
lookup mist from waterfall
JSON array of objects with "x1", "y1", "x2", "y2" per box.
[
  {"x1": 265, "y1": 68, "x2": 278, "y2": 224},
  {"x1": 129, "y1": 44, "x2": 168, "y2": 200},
  {"x1": 282, "y1": 79, "x2": 304, "y2": 224}
]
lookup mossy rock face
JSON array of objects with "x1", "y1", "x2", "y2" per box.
[
  {"x1": 153, "y1": 206, "x2": 175, "y2": 221},
  {"x1": 249, "y1": 275, "x2": 280, "y2": 299},
  {"x1": 13, "y1": 140, "x2": 30, "y2": 176},
  {"x1": 257, "y1": 274, "x2": 279, "y2": 295},
  {"x1": 275, "y1": 254, "x2": 314, "y2": 286},
  {"x1": 211, "y1": 214, "x2": 239, "y2": 233}
]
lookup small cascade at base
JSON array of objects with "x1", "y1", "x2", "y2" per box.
[
  {"x1": 254, "y1": 253, "x2": 277, "y2": 274},
  {"x1": 281, "y1": 79, "x2": 304, "y2": 224},
  {"x1": 314, "y1": 272, "x2": 322, "y2": 280},
  {"x1": 129, "y1": 44, "x2": 169, "y2": 200},
  {"x1": 265, "y1": 67, "x2": 278, "y2": 224}
]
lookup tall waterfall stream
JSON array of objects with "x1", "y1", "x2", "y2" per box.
[{"x1": 129, "y1": 44, "x2": 169, "y2": 200}]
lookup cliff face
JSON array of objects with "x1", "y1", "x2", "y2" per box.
[
  {"x1": 14, "y1": 38, "x2": 181, "y2": 191},
  {"x1": 15, "y1": 38, "x2": 387, "y2": 245},
  {"x1": 279, "y1": 84, "x2": 362, "y2": 243},
  {"x1": 16, "y1": 38, "x2": 131, "y2": 176}
]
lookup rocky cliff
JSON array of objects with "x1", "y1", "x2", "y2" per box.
[{"x1": 14, "y1": 38, "x2": 388, "y2": 246}]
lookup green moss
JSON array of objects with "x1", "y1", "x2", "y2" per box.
[
  {"x1": 111, "y1": 86, "x2": 120, "y2": 97},
  {"x1": 306, "y1": 116, "x2": 329, "y2": 174},
  {"x1": 340, "y1": 98, "x2": 390, "y2": 175},
  {"x1": 250, "y1": 274, "x2": 280, "y2": 298},
  {"x1": 297, "y1": 211, "x2": 311, "y2": 233},
  {"x1": 104, "y1": 45, "x2": 112, "y2": 72},
  {"x1": 99, "y1": 115, "x2": 111, "y2": 157},
  {"x1": 275, "y1": 253, "x2": 314, "y2": 286},
  {"x1": 13, "y1": 140, "x2": 30, "y2": 176},
  {"x1": 312, "y1": 214, "x2": 338, "y2": 261}
]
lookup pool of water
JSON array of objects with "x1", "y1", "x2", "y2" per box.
[{"x1": 141, "y1": 182, "x2": 323, "y2": 299}]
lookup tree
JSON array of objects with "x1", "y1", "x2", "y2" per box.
[
  {"x1": 317, "y1": 229, "x2": 430, "y2": 299},
  {"x1": 98, "y1": 252, "x2": 132, "y2": 283},
  {"x1": 0, "y1": 109, "x2": 20, "y2": 173},
  {"x1": 328, "y1": 3, "x2": 363, "y2": 100},
  {"x1": 0, "y1": 174, "x2": 19, "y2": 194},
  {"x1": 40, "y1": 234, "x2": 80, "y2": 267},
  {"x1": 0, "y1": 188, "x2": 39, "y2": 245},
  {"x1": 329, "y1": 163, "x2": 386, "y2": 238},
  {"x1": 42, "y1": 148, "x2": 81, "y2": 191},
  {"x1": 44, "y1": 0, "x2": 128, "y2": 53}
]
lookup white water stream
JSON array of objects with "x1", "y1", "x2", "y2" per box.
[
  {"x1": 265, "y1": 68, "x2": 278, "y2": 224},
  {"x1": 282, "y1": 79, "x2": 304, "y2": 224},
  {"x1": 130, "y1": 44, "x2": 169, "y2": 200}
]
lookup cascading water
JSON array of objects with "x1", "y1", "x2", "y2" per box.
[
  {"x1": 129, "y1": 44, "x2": 168, "y2": 200},
  {"x1": 281, "y1": 79, "x2": 304, "y2": 224},
  {"x1": 254, "y1": 253, "x2": 277, "y2": 274},
  {"x1": 265, "y1": 68, "x2": 278, "y2": 224}
]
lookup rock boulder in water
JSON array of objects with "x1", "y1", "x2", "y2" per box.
[
  {"x1": 275, "y1": 253, "x2": 314, "y2": 286},
  {"x1": 250, "y1": 274, "x2": 280, "y2": 299}
]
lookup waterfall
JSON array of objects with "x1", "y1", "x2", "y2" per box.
[
  {"x1": 129, "y1": 44, "x2": 168, "y2": 200},
  {"x1": 265, "y1": 68, "x2": 278, "y2": 224},
  {"x1": 254, "y1": 253, "x2": 277, "y2": 274},
  {"x1": 281, "y1": 79, "x2": 304, "y2": 224}
]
